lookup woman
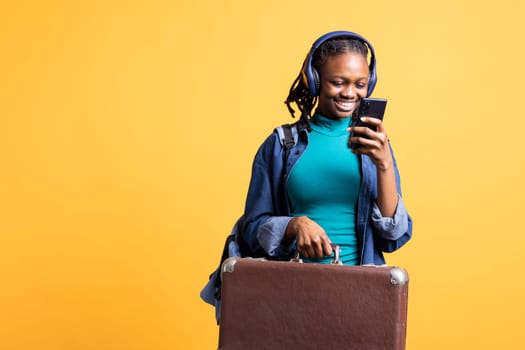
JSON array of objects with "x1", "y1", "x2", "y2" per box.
[
  {"x1": 200, "y1": 31, "x2": 413, "y2": 321},
  {"x1": 238, "y1": 31, "x2": 412, "y2": 265}
]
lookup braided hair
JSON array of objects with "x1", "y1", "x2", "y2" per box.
[{"x1": 284, "y1": 38, "x2": 369, "y2": 130}]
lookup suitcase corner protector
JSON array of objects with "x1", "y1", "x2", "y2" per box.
[
  {"x1": 221, "y1": 257, "x2": 238, "y2": 275},
  {"x1": 390, "y1": 267, "x2": 409, "y2": 285}
]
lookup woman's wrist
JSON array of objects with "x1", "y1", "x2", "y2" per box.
[
  {"x1": 375, "y1": 156, "x2": 393, "y2": 172},
  {"x1": 283, "y1": 217, "x2": 299, "y2": 243}
]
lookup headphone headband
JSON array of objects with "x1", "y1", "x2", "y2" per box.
[{"x1": 301, "y1": 31, "x2": 377, "y2": 97}]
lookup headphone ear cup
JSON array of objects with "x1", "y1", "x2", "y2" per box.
[
  {"x1": 367, "y1": 60, "x2": 377, "y2": 97},
  {"x1": 312, "y1": 68, "x2": 320, "y2": 95}
]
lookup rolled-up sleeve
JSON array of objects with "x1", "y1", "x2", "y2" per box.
[
  {"x1": 256, "y1": 216, "x2": 295, "y2": 257},
  {"x1": 371, "y1": 196, "x2": 409, "y2": 241}
]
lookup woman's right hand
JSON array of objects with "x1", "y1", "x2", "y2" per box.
[{"x1": 285, "y1": 216, "x2": 333, "y2": 258}]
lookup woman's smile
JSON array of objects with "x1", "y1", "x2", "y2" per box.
[{"x1": 334, "y1": 98, "x2": 357, "y2": 113}]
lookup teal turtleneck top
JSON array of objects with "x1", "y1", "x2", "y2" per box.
[{"x1": 286, "y1": 113, "x2": 361, "y2": 265}]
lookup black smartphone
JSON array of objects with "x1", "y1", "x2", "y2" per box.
[{"x1": 349, "y1": 97, "x2": 388, "y2": 149}]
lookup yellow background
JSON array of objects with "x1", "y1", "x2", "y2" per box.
[{"x1": 1, "y1": 0, "x2": 524, "y2": 349}]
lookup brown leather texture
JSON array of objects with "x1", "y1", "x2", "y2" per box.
[{"x1": 218, "y1": 258, "x2": 408, "y2": 350}]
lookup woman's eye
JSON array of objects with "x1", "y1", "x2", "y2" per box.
[{"x1": 332, "y1": 81, "x2": 343, "y2": 87}]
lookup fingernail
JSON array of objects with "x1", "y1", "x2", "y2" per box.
[{"x1": 360, "y1": 117, "x2": 366, "y2": 121}]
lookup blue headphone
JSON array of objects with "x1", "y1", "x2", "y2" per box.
[{"x1": 301, "y1": 31, "x2": 377, "y2": 97}]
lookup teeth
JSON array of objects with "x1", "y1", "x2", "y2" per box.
[{"x1": 336, "y1": 100, "x2": 354, "y2": 109}]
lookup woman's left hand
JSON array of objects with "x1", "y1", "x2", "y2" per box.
[{"x1": 348, "y1": 117, "x2": 393, "y2": 171}]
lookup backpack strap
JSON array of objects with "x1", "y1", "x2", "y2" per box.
[
  {"x1": 276, "y1": 123, "x2": 299, "y2": 155},
  {"x1": 276, "y1": 123, "x2": 299, "y2": 214}
]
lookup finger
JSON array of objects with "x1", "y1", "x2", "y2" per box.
[
  {"x1": 351, "y1": 131, "x2": 387, "y2": 150},
  {"x1": 303, "y1": 244, "x2": 315, "y2": 258},
  {"x1": 296, "y1": 235, "x2": 307, "y2": 257},
  {"x1": 375, "y1": 120, "x2": 386, "y2": 134},
  {"x1": 298, "y1": 237, "x2": 314, "y2": 258},
  {"x1": 350, "y1": 126, "x2": 377, "y2": 141},
  {"x1": 348, "y1": 125, "x2": 372, "y2": 136},
  {"x1": 322, "y1": 239, "x2": 333, "y2": 257},
  {"x1": 349, "y1": 135, "x2": 375, "y2": 151},
  {"x1": 311, "y1": 237, "x2": 324, "y2": 258},
  {"x1": 365, "y1": 118, "x2": 388, "y2": 141},
  {"x1": 360, "y1": 116, "x2": 382, "y2": 128}
]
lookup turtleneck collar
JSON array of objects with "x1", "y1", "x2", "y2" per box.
[{"x1": 310, "y1": 112, "x2": 351, "y2": 137}]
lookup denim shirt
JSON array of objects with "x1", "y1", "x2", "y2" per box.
[{"x1": 239, "y1": 121, "x2": 412, "y2": 264}]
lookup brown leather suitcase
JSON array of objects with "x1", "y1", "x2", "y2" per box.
[{"x1": 218, "y1": 255, "x2": 409, "y2": 350}]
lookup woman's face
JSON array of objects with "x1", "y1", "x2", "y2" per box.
[{"x1": 316, "y1": 52, "x2": 369, "y2": 120}]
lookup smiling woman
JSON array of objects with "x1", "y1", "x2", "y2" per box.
[{"x1": 202, "y1": 31, "x2": 413, "y2": 321}]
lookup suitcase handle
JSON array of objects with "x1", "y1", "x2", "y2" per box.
[{"x1": 291, "y1": 243, "x2": 343, "y2": 265}]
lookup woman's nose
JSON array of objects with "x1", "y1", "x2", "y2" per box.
[{"x1": 342, "y1": 85, "x2": 356, "y2": 98}]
